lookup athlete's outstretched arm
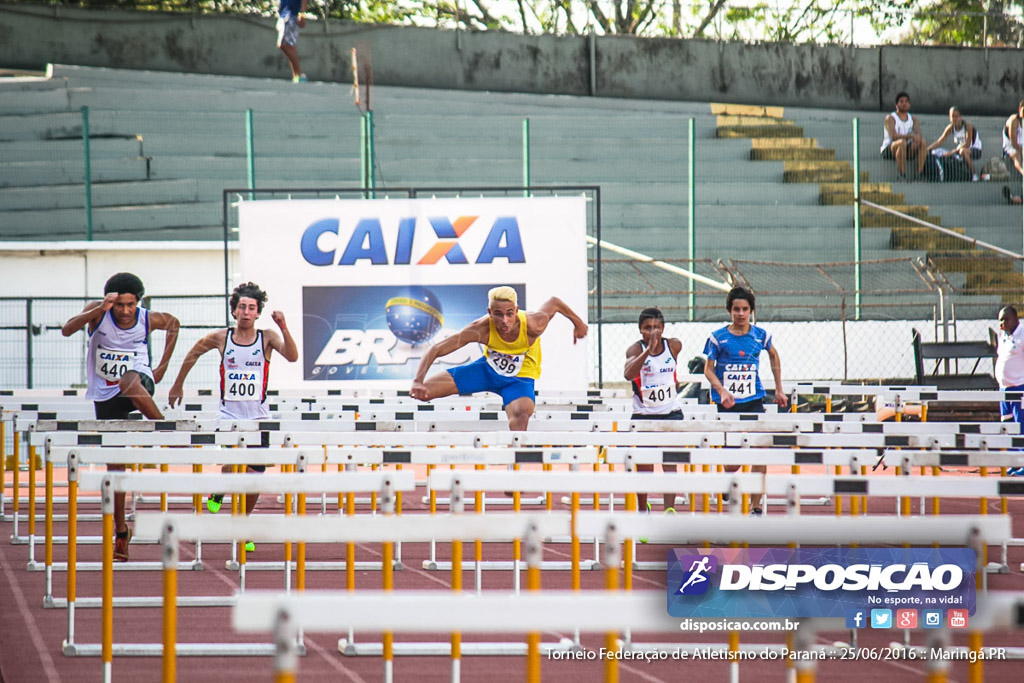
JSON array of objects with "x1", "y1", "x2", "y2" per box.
[
  {"x1": 168, "y1": 329, "x2": 225, "y2": 408},
  {"x1": 528, "y1": 297, "x2": 588, "y2": 343},
  {"x1": 265, "y1": 311, "x2": 299, "y2": 362},
  {"x1": 767, "y1": 345, "x2": 788, "y2": 407},
  {"x1": 410, "y1": 318, "x2": 489, "y2": 400},
  {"x1": 62, "y1": 294, "x2": 116, "y2": 336},
  {"x1": 148, "y1": 312, "x2": 180, "y2": 384}
]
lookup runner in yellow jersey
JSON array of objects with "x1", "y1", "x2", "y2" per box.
[{"x1": 410, "y1": 286, "x2": 587, "y2": 430}]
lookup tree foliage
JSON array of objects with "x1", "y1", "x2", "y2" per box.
[{"x1": 27, "y1": 0, "x2": 1024, "y2": 46}]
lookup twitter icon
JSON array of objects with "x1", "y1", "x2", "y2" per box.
[{"x1": 870, "y1": 609, "x2": 893, "y2": 629}]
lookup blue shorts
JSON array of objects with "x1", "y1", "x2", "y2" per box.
[
  {"x1": 1000, "y1": 384, "x2": 1024, "y2": 423},
  {"x1": 448, "y1": 357, "x2": 535, "y2": 408}
]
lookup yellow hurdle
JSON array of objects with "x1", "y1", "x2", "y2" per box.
[
  {"x1": 28, "y1": 444, "x2": 36, "y2": 540},
  {"x1": 101, "y1": 478, "x2": 114, "y2": 682},
  {"x1": 161, "y1": 522, "x2": 179, "y2": 683},
  {"x1": 525, "y1": 523, "x2": 543, "y2": 683},
  {"x1": 602, "y1": 523, "x2": 621, "y2": 683}
]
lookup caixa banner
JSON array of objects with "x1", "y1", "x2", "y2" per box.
[
  {"x1": 238, "y1": 197, "x2": 589, "y2": 390},
  {"x1": 667, "y1": 547, "x2": 975, "y2": 620}
]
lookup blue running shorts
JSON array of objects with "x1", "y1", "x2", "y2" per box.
[
  {"x1": 1000, "y1": 383, "x2": 1024, "y2": 424},
  {"x1": 447, "y1": 357, "x2": 535, "y2": 408}
]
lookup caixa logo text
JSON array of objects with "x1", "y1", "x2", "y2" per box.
[{"x1": 300, "y1": 216, "x2": 526, "y2": 266}]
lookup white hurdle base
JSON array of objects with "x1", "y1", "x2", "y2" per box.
[
  {"x1": 338, "y1": 637, "x2": 576, "y2": 657},
  {"x1": 422, "y1": 495, "x2": 547, "y2": 507},
  {"x1": 422, "y1": 560, "x2": 601, "y2": 571},
  {"x1": 39, "y1": 560, "x2": 201, "y2": 572},
  {"x1": 225, "y1": 560, "x2": 395, "y2": 572},
  {"x1": 62, "y1": 641, "x2": 298, "y2": 657},
  {"x1": 46, "y1": 595, "x2": 236, "y2": 609}
]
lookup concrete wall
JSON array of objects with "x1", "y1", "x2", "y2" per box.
[
  {"x1": 1, "y1": 5, "x2": 1022, "y2": 114},
  {"x1": 0, "y1": 241, "x2": 234, "y2": 297}
]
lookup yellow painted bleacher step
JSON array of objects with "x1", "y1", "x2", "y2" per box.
[{"x1": 711, "y1": 103, "x2": 785, "y2": 118}]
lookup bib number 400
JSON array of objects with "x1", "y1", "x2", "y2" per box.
[{"x1": 228, "y1": 382, "x2": 258, "y2": 398}]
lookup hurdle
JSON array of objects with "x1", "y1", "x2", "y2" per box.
[
  {"x1": 138, "y1": 510, "x2": 576, "y2": 681},
  {"x1": 65, "y1": 469, "x2": 417, "y2": 674}
]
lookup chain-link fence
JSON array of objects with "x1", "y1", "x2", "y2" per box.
[{"x1": 0, "y1": 296, "x2": 225, "y2": 390}]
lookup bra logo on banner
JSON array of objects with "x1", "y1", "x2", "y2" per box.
[
  {"x1": 300, "y1": 216, "x2": 526, "y2": 266},
  {"x1": 667, "y1": 547, "x2": 975, "y2": 618}
]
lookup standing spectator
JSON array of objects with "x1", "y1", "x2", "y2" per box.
[
  {"x1": 1003, "y1": 100, "x2": 1024, "y2": 176},
  {"x1": 881, "y1": 92, "x2": 926, "y2": 180},
  {"x1": 927, "y1": 106, "x2": 982, "y2": 182},
  {"x1": 278, "y1": 0, "x2": 309, "y2": 83},
  {"x1": 995, "y1": 306, "x2": 1024, "y2": 475}
]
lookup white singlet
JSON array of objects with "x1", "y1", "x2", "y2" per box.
[
  {"x1": 219, "y1": 329, "x2": 270, "y2": 420},
  {"x1": 952, "y1": 123, "x2": 982, "y2": 152},
  {"x1": 631, "y1": 340, "x2": 680, "y2": 416},
  {"x1": 86, "y1": 308, "x2": 153, "y2": 402},
  {"x1": 881, "y1": 111, "x2": 915, "y2": 153},
  {"x1": 1003, "y1": 118, "x2": 1022, "y2": 155}
]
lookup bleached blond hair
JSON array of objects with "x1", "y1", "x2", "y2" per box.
[{"x1": 487, "y1": 286, "x2": 518, "y2": 307}]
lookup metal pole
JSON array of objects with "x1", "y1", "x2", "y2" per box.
[
  {"x1": 852, "y1": 118, "x2": 862, "y2": 321},
  {"x1": 366, "y1": 110, "x2": 375, "y2": 197},
  {"x1": 359, "y1": 115, "x2": 367, "y2": 195},
  {"x1": 522, "y1": 118, "x2": 531, "y2": 198},
  {"x1": 245, "y1": 109, "x2": 256, "y2": 201},
  {"x1": 595, "y1": 188, "x2": 603, "y2": 388},
  {"x1": 82, "y1": 106, "x2": 93, "y2": 241},
  {"x1": 687, "y1": 117, "x2": 696, "y2": 322},
  {"x1": 222, "y1": 191, "x2": 231, "y2": 327},
  {"x1": 25, "y1": 299, "x2": 33, "y2": 389}
]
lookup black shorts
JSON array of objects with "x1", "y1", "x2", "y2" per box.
[
  {"x1": 717, "y1": 398, "x2": 764, "y2": 413},
  {"x1": 94, "y1": 372, "x2": 156, "y2": 419},
  {"x1": 631, "y1": 410, "x2": 684, "y2": 420}
]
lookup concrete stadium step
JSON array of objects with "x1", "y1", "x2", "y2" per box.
[
  {"x1": 711, "y1": 103, "x2": 784, "y2": 119},
  {"x1": 819, "y1": 183, "x2": 901, "y2": 205},
  {"x1": 0, "y1": 75, "x2": 67, "y2": 92},
  {"x1": 0, "y1": 135, "x2": 143, "y2": 163},
  {"x1": 751, "y1": 147, "x2": 835, "y2": 162},
  {"x1": 0, "y1": 111, "x2": 99, "y2": 142},
  {"x1": 930, "y1": 252, "x2": 1016, "y2": 274},
  {"x1": 0, "y1": 157, "x2": 151, "y2": 188},
  {"x1": 0, "y1": 178, "x2": 199, "y2": 211},
  {"x1": 600, "y1": 226, "x2": 894, "y2": 260},
  {"x1": 0, "y1": 86, "x2": 71, "y2": 115},
  {"x1": 782, "y1": 161, "x2": 866, "y2": 183},
  {"x1": 21, "y1": 224, "x2": 225, "y2": 242},
  {"x1": 0, "y1": 201, "x2": 221, "y2": 236},
  {"x1": 64, "y1": 84, "x2": 367, "y2": 115},
  {"x1": 860, "y1": 205, "x2": 941, "y2": 227},
  {"x1": 890, "y1": 226, "x2": 969, "y2": 251},
  {"x1": 599, "y1": 182, "x2": 822, "y2": 205},
  {"x1": 150, "y1": 157, "x2": 361, "y2": 182},
  {"x1": 48, "y1": 64, "x2": 355, "y2": 95},
  {"x1": 141, "y1": 134, "x2": 361, "y2": 158}
]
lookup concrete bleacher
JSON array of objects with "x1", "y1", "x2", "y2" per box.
[{"x1": 0, "y1": 64, "x2": 1015, "y2": 317}]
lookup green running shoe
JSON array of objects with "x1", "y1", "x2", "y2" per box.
[
  {"x1": 244, "y1": 541, "x2": 256, "y2": 553},
  {"x1": 206, "y1": 494, "x2": 223, "y2": 514}
]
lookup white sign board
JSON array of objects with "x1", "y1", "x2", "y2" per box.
[{"x1": 238, "y1": 197, "x2": 589, "y2": 391}]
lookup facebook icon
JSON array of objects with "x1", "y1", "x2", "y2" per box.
[{"x1": 845, "y1": 609, "x2": 867, "y2": 629}]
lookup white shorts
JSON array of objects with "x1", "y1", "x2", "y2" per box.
[{"x1": 277, "y1": 16, "x2": 300, "y2": 47}]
